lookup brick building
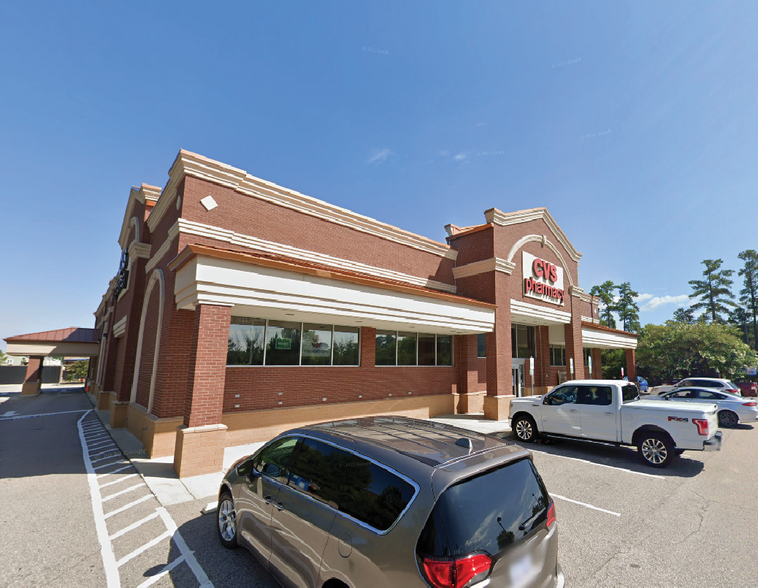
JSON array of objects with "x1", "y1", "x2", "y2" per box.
[{"x1": 88, "y1": 150, "x2": 637, "y2": 477}]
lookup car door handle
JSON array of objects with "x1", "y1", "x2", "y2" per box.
[
  {"x1": 264, "y1": 496, "x2": 285, "y2": 511},
  {"x1": 532, "y1": 404, "x2": 540, "y2": 407},
  {"x1": 569, "y1": 409, "x2": 578, "y2": 413},
  {"x1": 605, "y1": 412, "x2": 613, "y2": 416}
]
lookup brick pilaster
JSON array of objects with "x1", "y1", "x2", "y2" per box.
[
  {"x1": 625, "y1": 348, "x2": 637, "y2": 382},
  {"x1": 592, "y1": 348, "x2": 603, "y2": 379},
  {"x1": 564, "y1": 296, "x2": 584, "y2": 381},
  {"x1": 21, "y1": 356, "x2": 43, "y2": 396}
]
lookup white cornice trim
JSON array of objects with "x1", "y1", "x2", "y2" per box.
[
  {"x1": 128, "y1": 242, "x2": 151, "y2": 260},
  {"x1": 581, "y1": 316, "x2": 599, "y2": 324},
  {"x1": 148, "y1": 150, "x2": 457, "y2": 260},
  {"x1": 582, "y1": 327, "x2": 637, "y2": 350},
  {"x1": 112, "y1": 316, "x2": 127, "y2": 338},
  {"x1": 453, "y1": 257, "x2": 516, "y2": 279},
  {"x1": 486, "y1": 208, "x2": 582, "y2": 263},
  {"x1": 172, "y1": 218, "x2": 457, "y2": 294},
  {"x1": 510, "y1": 299, "x2": 571, "y2": 325},
  {"x1": 505, "y1": 234, "x2": 576, "y2": 288}
]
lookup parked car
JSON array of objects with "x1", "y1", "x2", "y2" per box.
[
  {"x1": 736, "y1": 382, "x2": 758, "y2": 397},
  {"x1": 509, "y1": 380, "x2": 723, "y2": 468},
  {"x1": 649, "y1": 377, "x2": 741, "y2": 396},
  {"x1": 217, "y1": 416, "x2": 564, "y2": 588},
  {"x1": 652, "y1": 387, "x2": 758, "y2": 427}
]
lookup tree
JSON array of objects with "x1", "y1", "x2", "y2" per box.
[
  {"x1": 688, "y1": 259, "x2": 736, "y2": 323},
  {"x1": 590, "y1": 281, "x2": 617, "y2": 329},
  {"x1": 738, "y1": 249, "x2": 758, "y2": 350},
  {"x1": 0, "y1": 349, "x2": 7, "y2": 364},
  {"x1": 727, "y1": 306, "x2": 751, "y2": 347},
  {"x1": 63, "y1": 360, "x2": 89, "y2": 381},
  {"x1": 615, "y1": 282, "x2": 640, "y2": 333},
  {"x1": 672, "y1": 307, "x2": 695, "y2": 324},
  {"x1": 636, "y1": 322, "x2": 758, "y2": 385}
]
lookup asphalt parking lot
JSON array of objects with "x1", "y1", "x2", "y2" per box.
[{"x1": 2, "y1": 388, "x2": 758, "y2": 587}]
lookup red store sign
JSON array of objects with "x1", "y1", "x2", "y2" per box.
[{"x1": 522, "y1": 251, "x2": 565, "y2": 305}]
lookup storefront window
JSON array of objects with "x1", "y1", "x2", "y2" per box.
[
  {"x1": 301, "y1": 323, "x2": 333, "y2": 366},
  {"x1": 477, "y1": 333, "x2": 487, "y2": 358},
  {"x1": 513, "y1": 324, "x2": 536, "y2": 359},
  {"x1": 265, "y1": 321, "x2": 301, "y2": 366},
  {"x1": 550, "y1": 345, "x2": 566, "y2": 367},
  {"x1": 333, "y1": 327, "x2": 360, "y2": 365},
  {"x1": 418, "y1": 334, "x2": 435, "y2": 366},
  {"x1": 375, "y1": 331, "x2": 397, "y2": 366},
  {"x1": 437, "y1": 335, "x2": 453, "y2": 366},
  {"x1": 227, "y1": 317, "x2": 265, "y2": 365},
  {"x1": 397, "y1": 332, "x2": 417, "y2": 365}
]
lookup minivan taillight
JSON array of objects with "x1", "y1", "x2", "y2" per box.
[
  {"x1": 743, "y1": 402, "x2": 757, "y2": 407},
  {"x1": 421, "y1": 553, "x2": 492, "y2": 588},
  {"x1": 693, "y1": 418, "x2": 709, "y2": 436},
  {"x1": 546, "y1": 500, "x2": 556, "y2": 528}
]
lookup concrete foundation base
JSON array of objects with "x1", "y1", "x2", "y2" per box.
[
  {"x1": 21, "y1": 382, "x2": 41, "y2": 396},
  {"x1": 97, "y1": 391, "x2": 111, "y2": 410},
  {"x1": 173, "y1": 423, "x2": 228, "y2": 478},
  {"x1": 107, "y1": 393, "x2": 129, "y2": 429},
  {"x1": 126, "y1": 403, "x2": 184, "y2": 459},
  {"x1": 455, "y1": 391, "x2": 486, "y2": 414},
  {"x1": 483, "y1": 395, "x2": 516, "y2": 421}
]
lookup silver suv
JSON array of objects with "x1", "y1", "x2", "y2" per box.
[{"x1": 217, "y1": 416, "x2": 563, "y2": 588}]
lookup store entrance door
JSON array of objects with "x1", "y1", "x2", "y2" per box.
[{"x1": 512, "y1": 363, "x2": 524, "y2": 397}]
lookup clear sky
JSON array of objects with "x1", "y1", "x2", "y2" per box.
[{"x1": 2, "y1": 1, "x2": 757, "y2": 349}]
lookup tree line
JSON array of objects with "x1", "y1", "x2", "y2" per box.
[{"x1": 590, "y1": 250, "x2": 758, "y2": 383}]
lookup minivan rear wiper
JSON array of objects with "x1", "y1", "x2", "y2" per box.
[{"x1": 517, "y1": 506, "x2": 547, "y2": 532}]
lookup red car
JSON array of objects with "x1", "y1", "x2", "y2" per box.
[{"x1": 737, "y1": 382, "x2": 758, "y2": 397}]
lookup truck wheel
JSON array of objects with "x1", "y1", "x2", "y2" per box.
[
  {"x1": 718, "y1": 411, "x2": 738, "y2": 427},
  {"x1": 638, "y1": 433, "x2": 673, "y2": 468},
  {"x1": 513, "y1": 415, "x2": 538, "y2": 442}
]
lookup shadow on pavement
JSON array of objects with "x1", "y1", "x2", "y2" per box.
[{"x1": 501, "y1": 434, "x2": 706, "y2": 478}]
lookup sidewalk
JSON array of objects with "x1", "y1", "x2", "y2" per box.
[{"x1": 92, "y1": 408, "x2": 512, "y2": 509}]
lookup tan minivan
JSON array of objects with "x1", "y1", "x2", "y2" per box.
[{"x1": 217, "y1": 416, "x2": 564, "y2": 588}]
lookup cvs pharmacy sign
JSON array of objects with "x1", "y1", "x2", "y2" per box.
[{"x1": 522, "y1": 251, "x2": 565, "y2": 305}]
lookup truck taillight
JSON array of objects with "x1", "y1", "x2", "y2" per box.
[{"x1": 693, "y1": 418, "x2": 709, "y2": 436}]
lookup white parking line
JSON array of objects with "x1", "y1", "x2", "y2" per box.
[
  {"x1": 102, "y1": 484, "x2": 144, "y2": 503},
  {"x1": 551, "y1": 493, "x2": 621, "y2": 517},
  {"x1": 86, "y1": 434, "x2": 111, "y2": 442},
  {"x1": 94, "y1": 459, "x2": 126, "y2": 471},
  {"x1": 116, "y1": 530, "x2": 173, "y2": 567},
  {"x1": 92, "y1": 451, "x2": 121, "y2": 462},
  {"x1": 0, "y1": 409, "x2": 90, "y2": 421},
  {"x1": 109, "y1": 511, "x2": 161, "y2": 540},
  {"x1": 97, "y1": 464, "x2": 133, "y2": 478},
  {"x1": 104, "y1": 495, "x2": 153, "y2": 520},
  {"x1": 156, "y1": 508, "x2": 213, "y2": 586},
  {"x1": 77, "y1": 411, "x2": 120, "y2": 588},
  {"x1": 528, "y1": 448, "x2": 665, "y2": 479},
  {"x1": 136, "y1": 555, "x2": 186, "y2": 588},
  {"x1": 100, "y1": 474, "x2": 139, "y2": 489}
]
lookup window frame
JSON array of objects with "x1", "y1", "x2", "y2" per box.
[{"x1": 375, "y1": 331, "x2": 455, "y2": 367}]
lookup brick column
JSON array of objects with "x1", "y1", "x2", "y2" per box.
[
  {"x1": 360, "y1": 327, "x2": 376, "y2": 368},
  {"x1": 483, "y1": 295, "x2": 514, "y2": 421},
  {"x1": 564, "y1": 297, "x2": 584, "y2": 381},
  {"x1": 625, "y1": 349, "x2": 637, "y2": 382},
  {"x1": 457, "y1": 334, "x2": 481, "y2": 414},
  {"x1": 592, "y1": 348, "x2": 603, "y2": 379},
  {"x1": 21, "y1": 356, "x2": 44, "y2": 396},
  {"x1": 173, "y1": 304, "x2": 232, "y2": 478}
]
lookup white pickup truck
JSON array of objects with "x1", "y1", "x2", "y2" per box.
[{"x1": 509, "y1": 379, "x2": 722, "y2": 467}]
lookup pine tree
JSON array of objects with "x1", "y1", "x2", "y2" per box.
[
  {"x1": 738, "y1": 250, "x2": 758, "y2": 350},
  {"x1": 688, "y1": 259, "x2": 735, "y2": 323},
  {"x1": 590, "y1": 281, "x2": 618, "y2": 329},
  {"x1": 616, "y1": 282, "x2": 640, "y2": 333}
]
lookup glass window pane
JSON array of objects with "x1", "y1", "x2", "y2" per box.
[
  {"x1": 265, "y1": 321, "x2": 301, "y2": 366},
  {"x1": 397, "y1": 332, "x2": 417, "y2": 366},
  {"x1": 227, "y1": 317, "x2": 265, "y2": 365},
  {"x1": 477, "y1": 333, "x2": 486, "y2": 358},
  {"x1": 301, "y1": 323, "x2": 333, "y2": 366},
  {"x1": 288, "y1": 438, "x2": 414, "y2": 531},
  {"x1": 437, "y1": 335, "x2": 453, "y2": 366},
  {"x1": 253, "y1": 436, "x2": 300, "y2": 484},
  {"x1": 333, "y1": 326, "x2": 360, "y2": 366},
  {"x1": 418, "y1": 334, "x2": 435, "y2": 366},
  {"x1": 375, "y1": 331, "x2": 396, "y2": 366},
  {"x1": 516, "y1": 325, "x2": 535, "y2": 359},
  {"x1": 511, "y1": 327, "x2": 517, "y2": 357}
]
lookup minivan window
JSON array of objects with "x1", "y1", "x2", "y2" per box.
[
  {"x1": 417, "y1": 458, "x2": 550, "y2": 557},
  {"x1": 287, "y1": 438, "x2": 415, "y2": 531},
  {"x1": 253, "y1": 436, "x2": 301, "y2": 484}
]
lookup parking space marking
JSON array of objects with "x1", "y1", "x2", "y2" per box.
[
  {"x1": 0, "y1": 409, "x2": 90, "y2": 421},
  {"x1": 551, "y1": 493, "x2": 621, "y2": 516},
  {"x1": 78, "y1": 411, "x2": 214, "y2": 587},
  {"x1": 528, "y1": 448, "x2": 665, "y2": 479}
]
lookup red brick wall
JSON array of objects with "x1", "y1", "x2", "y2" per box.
[
  {"x1": 180, "y1": 176, "x2": 456, "y2": 286},
  {"x1": 184, "y1": 304, "x2": 232, "y2": 428},
  {"x1": 135, "y1": 282, "x2": 161, "y2": 408}
]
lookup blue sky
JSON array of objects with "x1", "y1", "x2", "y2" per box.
[{"x1": 2, "y1": 1, "x2": 757, "y2": 349}]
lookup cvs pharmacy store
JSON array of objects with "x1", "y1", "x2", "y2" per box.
[{"x1": 88, "y1": 150, "x2": 636, "y2": 477}]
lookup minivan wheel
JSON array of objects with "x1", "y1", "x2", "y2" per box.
[
  {"x1": 513, "y1": 415, "x2": 538, "y2": 442},
  {"x1": 638, "y1": 433, "x2": 673, "y2": 468},
  {"x1": 718, "y1": 411, "x2": 738, "y2": 428},
  {"x1": 217, "y1": 491, "x2": 238, "y2": 549}
]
